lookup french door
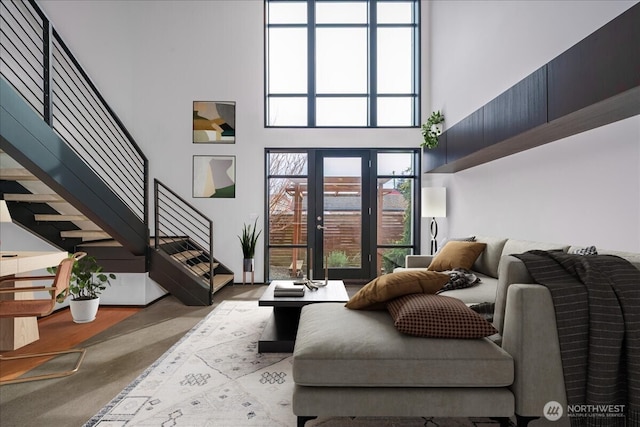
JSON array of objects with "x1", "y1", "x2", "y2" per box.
[
  {"x1": 311, "y1": 150, "x2": 372, "y2": 280},
  {"x1": 266, "y1": 148, "x2": 420, "y2": 283}
]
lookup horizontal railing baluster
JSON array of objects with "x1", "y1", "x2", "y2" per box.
[
  {"x1": 154, "y1": 179, "x2": 214, "y2": 292},
  {"x1": 1, "y1": 0, "x2": 149, "y2": 228}
]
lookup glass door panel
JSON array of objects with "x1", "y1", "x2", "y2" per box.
[
  {"x1": 267, "y1": 152, "x2": 309, "y2": 280},
  {"x1": 313, "y1": 151, "x2": 371, "y2": 280}
]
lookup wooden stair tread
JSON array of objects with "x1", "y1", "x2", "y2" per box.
[
  {"x1": 34, "y1": 214, "x2": 88, "y2": 222},
  {"x1": 77, "y1": 240, "x2": 122, "y2": 247},
  {"x1": 154, "y1": 237, "x2": 188, "y2": 245},
  {"x1": 171, "y1": 250, "x2": 203, "y2": 262},
  {"x1": 60, "y1": 230, "x2": 110, "y2": 240},
  {"x1": 3, "y1": 193, "x2": 64, "y2": 202},
  {"x1": 213, "y1": 274, "x2": 234, "y2": 293},
  {"x1": 0, "y1": 168, "x2": 38, "y2": 181},
  {"x1": 190, "y1": 262, "x2": 211, "y2": 276}
]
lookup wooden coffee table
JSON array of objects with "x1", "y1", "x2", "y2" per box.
[{"x1": 258, "y1": 280, "x2": 348, "y2": 353}]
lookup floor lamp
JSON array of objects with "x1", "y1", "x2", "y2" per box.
[{"x1": 422, "y1": 188, "x2": 447, "y2": 255}]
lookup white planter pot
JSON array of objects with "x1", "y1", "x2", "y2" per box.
[{"x1": 69, "y1": 297, "x2": 100, "y2": 323}]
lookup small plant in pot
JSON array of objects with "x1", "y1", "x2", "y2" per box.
[
  {"x1": 238, "y1": 218, "x2": 262, "y2": 273},
  {"x1": 49, "y1": 252, "x2": 116, "y2": 323}
]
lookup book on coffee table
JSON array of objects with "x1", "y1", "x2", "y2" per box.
[{"x1": 273, "y1": 283, "x2": 305, "y2": 297}]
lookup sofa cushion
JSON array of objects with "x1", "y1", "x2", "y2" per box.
[
  {"x1": 392, "y1": 271, "x2": 498, "y2": 305},
  {"x1": 345, "y1": 270, "x2": 449, "y2": 310},
  {"x1": 569, "y1": 247, "x2": 640, "y2": 270},
  {"x1": 293, "y1": 303, "x2": 514, "y2": 387},
  {"x1": 438, "y1": 272, "x2": 498, "y2": 305},
  {"x1": 500, "y1": 239, "x2": 569, "y2": 260},
  {"x1": 427, "y1": 241, "x2": 487, "y2": 272},
  {"x1": 387, "y1": 294, "x2": 498, "y2": 338},
  {"x1": 471, "y1": 236, "x2": 508, "y2": 279}
]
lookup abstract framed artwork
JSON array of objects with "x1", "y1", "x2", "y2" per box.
[
  {"x1": 193, "y1": 101, "x2": 235, "y2": 143},
  {"x1": 193, "y1": 155, "x2": 236, "y2": 198}
]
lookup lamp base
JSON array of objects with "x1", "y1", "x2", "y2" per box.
[{"x1": 430, "y1": 217, "x2": 438, "y2": 255}]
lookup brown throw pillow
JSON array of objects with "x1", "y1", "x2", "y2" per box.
[
  {"x1": 427, "y1": 241, "x2": 487, "y2": 271},
  {"x1": 345, "y1": 270, "x2": 449, "y2": 310},
  {"x1": 387, "y1": 293, "x2": 498, "y2": 338}
]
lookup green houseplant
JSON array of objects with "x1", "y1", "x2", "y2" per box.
[
  {"x1": 49, "y1": 252, "x2": 116, "y2": 323},
  {"x1": 238, "y1": 218, "x2": 262, "y2": 273},
  {"x1": 421, "y1": 110, "x2": 445, "y2": 149}
]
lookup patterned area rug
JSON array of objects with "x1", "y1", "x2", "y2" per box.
[{"x1": 85, "y1": 301, "x2": 512, "y2": 426}]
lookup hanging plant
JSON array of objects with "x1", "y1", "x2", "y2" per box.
[{"x1": 420, "y1": 111, "x2": 445, "y2": 149}]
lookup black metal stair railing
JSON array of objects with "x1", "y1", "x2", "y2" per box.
[
  {"x1": 0, "y1": 0, "x2": 148, "y2": 226},
  {"x1": 153, "y1": 179, "x2": 214, "y2": 294},
  {"x1": 1, "y1": 0, "x2": 231, "y2": 303}
]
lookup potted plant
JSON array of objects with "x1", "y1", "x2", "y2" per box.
[
  {"x1": 238, "y1": 218, "x2": 262, "y2": 274},
  {"x1": 421, "y1": 110, "x2": 445, "y2": 149},
  {"x1": 49, "y1": 252, "x2": 116, "y2": 323}
]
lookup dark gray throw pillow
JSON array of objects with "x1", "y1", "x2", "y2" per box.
[{"x1": 437, "y1": 268, "x2": 480, "y2": 293}]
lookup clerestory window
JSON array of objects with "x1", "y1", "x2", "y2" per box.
[{"x1": 265, "y1": 0, "x2": 420, "y2": 128}]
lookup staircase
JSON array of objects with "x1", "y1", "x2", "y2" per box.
[
  {"x1": 0, "y1": 0, "x2": 233, "y2": 304},
  {"x1": 150, "y1": 180, "x2": 233, "y2": 305}
]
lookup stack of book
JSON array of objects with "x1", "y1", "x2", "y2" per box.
[{"x1": 273, "y1": 282, "x2": 305, "y2": 297}]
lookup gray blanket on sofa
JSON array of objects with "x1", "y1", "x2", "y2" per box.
[{"x1": 515, "y1": 250, "x2": 640, "y2": 427}]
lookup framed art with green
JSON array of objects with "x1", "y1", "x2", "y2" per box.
[
  {"x1": 193, "y1": 101, "x2": 236, "y2": 143},
  {"x1": 193, "y1": 155, "x2": 236, "y2": 198}
]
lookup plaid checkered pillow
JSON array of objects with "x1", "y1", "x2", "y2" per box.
[
  {"x1": 571, "y1": 245, "x2": 598, "y2": 255},
  {"x1": 387, "y1": 293, "x2": 498, "y2": 338}
]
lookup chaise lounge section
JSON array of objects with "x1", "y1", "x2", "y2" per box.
[
  {"x1": 293, "y1": 302, "x2": 516, "y2": 426},
  {"x1": 292, "y1": 236, "x2": 640, "y2": 426}
]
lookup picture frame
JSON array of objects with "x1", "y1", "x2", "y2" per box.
[
  {"x1": 193, "y1": 101, "x2": 235, "y2": 144},
  {"x1": 192, "y1": 155, "x2": 236, "y2": 198}
]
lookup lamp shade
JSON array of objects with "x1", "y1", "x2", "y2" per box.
[
  {"x1": 0, "y1": 200, "x2": 12, "y2": 223},
  {"x1": 422, "y1": 187, "x2": 447, "y2": 218}
]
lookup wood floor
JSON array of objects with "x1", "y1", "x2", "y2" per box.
[
  {"x1": 0, "y1": 283, "x2": 361, "y2": 384},
  {"x1": 0, "y1": 307, "x2": 139, "y2": 382}
]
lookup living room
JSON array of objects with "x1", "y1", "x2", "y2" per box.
[
  {"x1": 0, "y1": 0, "x2": 638, "y2": 426},
  {"x1": 3, "y1": 0, "x2": 638, "y2": 275}
]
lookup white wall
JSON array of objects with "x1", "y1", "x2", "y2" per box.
[
  {"x1": 32, "y1": 0, "x2": 640, "y2": 287},
  {"x1": 427, "y1": 0, "x2": 640, "y2": 252},
  {"x1": 0, "y1": 222, "x2": 165, "y2": 306},
  {"x1": 36, "y1": 0, "x2": 425, "y2": 283}
]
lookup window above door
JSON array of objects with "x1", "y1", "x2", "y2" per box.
[{"x1": 264, "y1": 0, "x2": 421, "y2": 128}]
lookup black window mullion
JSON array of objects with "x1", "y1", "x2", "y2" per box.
[
  {"x1": 369, "y1": 0, "x2": 377, "y2": 127},
  {"x1": 265, "y1": 0, "x2": 419, "y2": 128},
  {"x1": 307, "y1": 0, "x2": 316, "y2": 127}
]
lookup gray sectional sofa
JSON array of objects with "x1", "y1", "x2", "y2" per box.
[
  {"x1": 394, "y1": 236, "x2": 574, "y2": 305},
  {"x1": 292, "y1": 236, "x2": 640, "y2": 426}
]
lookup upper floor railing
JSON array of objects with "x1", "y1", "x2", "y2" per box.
[{"x1": 0, "y1": 0, "x2": 148, "y2": 223}]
